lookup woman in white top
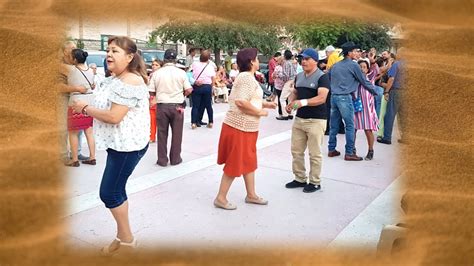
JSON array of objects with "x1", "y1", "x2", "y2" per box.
[
  {"x1": 65, "y1": 49, "x2": 96, "y2": 167},
  {"x1": 71, "y1": 36, "x2": 150, "y2": 255}
]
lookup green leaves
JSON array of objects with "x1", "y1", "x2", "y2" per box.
[
  {"x1": 150, "y1": 20, "x2": 281, "y2": 56},
  {"x1": 288, "y1": 20, "x2": 392, "y2": 51}
]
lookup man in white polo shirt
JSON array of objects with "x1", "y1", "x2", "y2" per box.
[{"x1": 148, "y1": 49, "x2": 193, "y2": 166}]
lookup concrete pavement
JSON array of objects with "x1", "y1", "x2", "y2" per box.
[{"x1": 64, "y1": 103, "x2": 403, "y2": 252}]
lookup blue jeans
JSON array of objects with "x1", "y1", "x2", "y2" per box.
[
  {"x1": 328, "y1": 94, "x2": 356, "y2": 155},
  {"x1": 191, "y1": 84, "x2": 213, "y2": 124},
  {"x1": 383, "y1": 90, "x2": 404, "y2": 142},
  {"x1": 99, "y1": 144, "x2": 148, "y2": 209},
  {"x1": 374, "y1": 86, "x2": 384, "y2": 118}
]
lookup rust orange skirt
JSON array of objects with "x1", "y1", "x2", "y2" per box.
[{"x1": 217, "y1": 123, "x2": 259, "y2": 177}]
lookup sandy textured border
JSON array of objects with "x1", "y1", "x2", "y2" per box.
[{"x1": 0, "y1": 0, "x2": 473, "y2": 264}]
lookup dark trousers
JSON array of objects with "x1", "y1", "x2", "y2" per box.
[
  {"x1": 100, "y1": 144, "x2": 148, "y2": 208},
  {"x1": 383, "y1": 89, "x2": 405, "y2": 141},
  {"x1": 191, "y1": 84, "x2": 213, "y2": 124},
  {"x1": 275, "y1": 89, "x2": 283, "y2": 116},
  {"x1": 156, "y1": 104, "x2": 184, "y2": 166}
]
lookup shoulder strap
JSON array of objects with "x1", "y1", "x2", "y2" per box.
[
  {"x1": 195, "y1": 62, "x2": 210, "y2": 81},
  {"x1": 76, "y1": 66, "x2": 95, "y2": 89}
]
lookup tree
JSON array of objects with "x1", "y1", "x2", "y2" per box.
[
  {"x1": 150, "y1": 20, "x2": 281, "y2": 66},
  {"x1": 287, "y1": 21, "x2": 392, "y2": 52}
]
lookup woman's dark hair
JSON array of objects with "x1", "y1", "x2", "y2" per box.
[
  {"x1": 358, "y1": 60, "x2": 370, "y2": 70},
  {"x1": 199, "y1": 50, "x2": 210, "y2": 62},
  {"x1": 283, "y1": 50, "x2": 293, "y2": 60},
  {"x1": 375, "y1": 56, "x2": 384, "y2": 67},
  {"x1": 237, "y1": 48, "x2": 258, "y2": 72},
  {"x1": 72, "y1": 49, "x2": 88, "y2": 64},
  {"x1": 108, "y1": 36, "x2": 148, "y2": 83},
  {"x1": 274, "y1": 51, "x2": 282, "y2": 57}
]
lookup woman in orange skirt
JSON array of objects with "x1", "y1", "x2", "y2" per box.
[
  {"x1": 214, "y1": 48, "x2": 277, "y2": 210},
  {"x1": 149, "y1": 59, "x2": 161, "y2": 142}
]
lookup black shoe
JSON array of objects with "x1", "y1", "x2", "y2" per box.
[
  {"x1": 196, "y1": 123, "x2": 202, "y2": 127},
  {"x1": 276, "y1": 116, "x2": 289, "y2": 120},
  {"x1": 324, "y1": 131, "x2": 329, "y2": 136},
  {"x1": 199, "y1": 121, "x2": 208, "y2": 125},
  {"x1": 285, "y1": 180, "x2": 306, "y2": 188},
  {"x1": 377, "y1": 138, "x2": 392, "y2": 145},
  {"x1": 288, "y1": 115, "x2": 294, "y2": 120},
  {"x1": 303, "y1": 183, "x2": 321, "y2": 193},
  {"x1": 365, "y1": 150, "x2": 374, "y2": 161}
]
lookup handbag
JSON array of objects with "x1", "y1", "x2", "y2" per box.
[{"x1": 352, "y1": 89, "x2": 363, "y2": 112}]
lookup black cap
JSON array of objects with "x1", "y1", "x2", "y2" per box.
[
  {"x1": 164, "y1": 49, "x2": 177, "y2": 60},
  {"x1": 341, "y1": 41, "x2": 360, "y2": 56}
]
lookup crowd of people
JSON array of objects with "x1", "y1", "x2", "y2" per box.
[{"x1": 59, "y1": 36, "x2": 404, "y2": 255}]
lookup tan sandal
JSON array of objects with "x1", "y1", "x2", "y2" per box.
[
  {"x1": 100, "y1": 237, "x2": 137, "y2": 256},
  {"x1": 213, "y1": 199, "x2": 237, "y2": 210},
  {"x1": 207, "y1": 123, "x2": 213, "y2": 128},
  {"x1": 245, "y1": 196, "x2": 268, "y2": 205}
]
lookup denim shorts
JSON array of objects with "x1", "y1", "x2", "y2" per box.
[{"x1": 99, "y1": 144, "x2": 148, "y2": 209}]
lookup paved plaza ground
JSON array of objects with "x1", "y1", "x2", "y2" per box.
[{"x1": 64, "y1": 103, "x2": 404, "y2": 254}]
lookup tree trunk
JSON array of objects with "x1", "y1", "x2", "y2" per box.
[{"x1": 214, "y1": 48, "x2": 221, "y2": 66}]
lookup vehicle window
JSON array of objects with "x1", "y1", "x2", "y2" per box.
[
  {"x1": 87, "y1": 55, "x2": 106, "y2": 67},
  {"x1": 142, "y1": 51, "x2": 165, "y2": 63}
]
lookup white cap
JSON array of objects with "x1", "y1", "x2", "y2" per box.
[
  {"x1": 325, "y1": 45, "x2": 336, "y2": 52},
  {"x1": 318, "y1": 50, "x2": 327, "y2": 60},
  {"x1": 175, "y1": 63, "x2": 186, "y2": 69}
]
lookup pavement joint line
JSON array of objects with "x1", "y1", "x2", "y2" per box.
[{"x1": 65, "y1": 129, "x2": 292, "y2": 217}]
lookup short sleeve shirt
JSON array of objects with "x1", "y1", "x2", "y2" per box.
[
  {"x1": 295, "y1": 70, "x2": 330, "y2": 119},
  {"x1": 148, "y1": 63, "x2": 192, "y2": 104},
  {"x1": 93, "y1": 77, "x2": 150, "y2": 151}
]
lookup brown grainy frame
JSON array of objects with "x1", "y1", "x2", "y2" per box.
[{"x1": 0, "y1": 0, "x2": 473, "y2": 265}]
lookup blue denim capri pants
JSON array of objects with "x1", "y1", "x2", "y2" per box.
[{"x1": 99, "y1": 144, "x2": 148, "y2": 209}]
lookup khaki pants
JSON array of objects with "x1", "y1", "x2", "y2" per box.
[{"x1": 291, "y1": 117, "x2": 327, "y2": 185}]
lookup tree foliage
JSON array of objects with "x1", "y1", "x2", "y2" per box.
[
  {"x1": 287, "y1": 21, "x2": 392, "y2": 51},
  {"x1": 150, "y1": 20, "x2": 281, "y2": 65}
]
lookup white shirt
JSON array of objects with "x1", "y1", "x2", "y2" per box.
[
  {"x1": 93, "y1": 77, "x2": 150, "y2": 152},
  {"x1": 229, "y1": 69, "x2": 239, "y2": 80},
  {"x1": 148, "y1": 63, "x2": 192, "y2": 104}
]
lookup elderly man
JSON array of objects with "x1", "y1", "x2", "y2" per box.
[
  {"x1": 328, "y1": 41, "x2": 377, "y2": 161},
  {"x1": 148, "y1": 49, "x2": 193, "y2": 166},
  {"x1": 284, "y1": 48, "x2": 329, "y2": 193},
  {"x1": 325, "y1": 45, "x2": 343, "y2": 70}
]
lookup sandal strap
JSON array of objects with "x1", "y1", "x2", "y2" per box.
[{"x1": 116, "y1": 237, "x2": 137, "y2": 247}]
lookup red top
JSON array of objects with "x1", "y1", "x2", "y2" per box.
[{"x1": 268, "y1": 57, "x2": 277, "y2": 84}]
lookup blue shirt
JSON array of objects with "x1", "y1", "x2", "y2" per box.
[
  {"x1": 388, "y1": 61, "x2": 404, "y2": 89},
  {"x1": 329, "y1": 58, "x2": 375, "y2": 95}
]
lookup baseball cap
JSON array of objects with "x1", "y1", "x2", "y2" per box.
[
  {"x1": 300, "y1": 48, "x2": 319, "y2": 62},
  {"x1": 164, "y1": 49, "x2": 177, "y2": 60}
]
